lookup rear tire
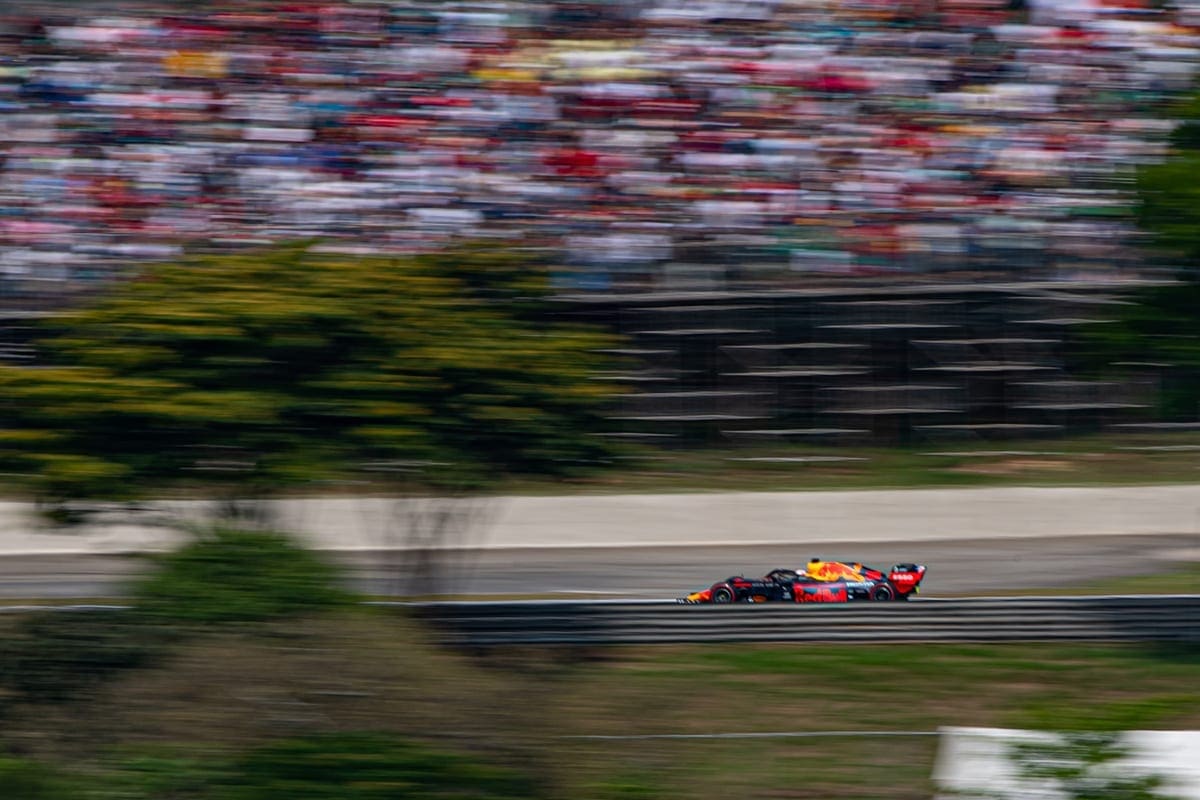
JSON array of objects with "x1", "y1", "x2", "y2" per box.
[
  {"x1": 713, "y1": 587, "x2": 734, "y2": 604},
  {"x1": 871, "y1": 584, "x2": 896, "y2": 601}
]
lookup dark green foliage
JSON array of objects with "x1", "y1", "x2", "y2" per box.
[
  {"x1": 78, "y1": 753, "x2": 230, "y2": 800},
  {"x1": 0, "y1": 244, "x2": 625, "y2": 508},
  {"x1": 217, "y1": 734, "x2": 535, "y2": 800},
  {"x1": 1077, "y1": 279, "x2": 1200, "y2": 419},
  {"x1": 416, "y1": 244, "x2": 553, "y2": 316},
  {"x1": 1007, "y1": 732, "x2": 1176, "y2": 800},
  {"x1": 0, "y1": 609, "x2": 169, "y2": 706},
  {"x1": 0, "y1": 757, "x2": 65, "y2": 799},
  {"x1": 1139, "y1": 95, "x2": 1200, "y2": 263},
  {"x1": 131, "y1": 527, "x2": 352, "y2": 625},
  {"x1": 0, "y1": 737, "x2": 537, "y2": 800},
  {"x1": 1168, "y1": 119, "x2": 1200, "y2": 151},
  {"x1": 583, "y1": 773, "x2": 661, "y2": 800},
  {"x1": 1075, "y1": 92, "x2": 1200, "y2": 417},
  {"x1": 0, "y1": 753, "x2": 222, "y2": 800},
  {"x1": 1136, "y1": 154, "x2": 1200, "y2": 268},
  {"x1": 0, "y1": 528, "x2": 350, "y2": 709}
]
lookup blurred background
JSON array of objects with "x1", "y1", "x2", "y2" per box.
[
  {"x1": 0, "y1": 0, "x2": 1190, "y2": 296},
  {"x1": 0, "y1": 1, "x2": 1199, "y2": 799},
  {"x1": 2, "y1": 0, "x2": 1200, "y2": 445}
]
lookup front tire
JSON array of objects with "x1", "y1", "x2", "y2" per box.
[
  {"x1": 713, "y1": 587, "x2": 734, "y2": 604},
  {"x1": 871, "y1": 584, "x2": 896, "y2": 601}
]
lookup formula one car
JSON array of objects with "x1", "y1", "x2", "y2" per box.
[{"x1": 677, "y1": 559, "x2": 926, "y2": 604}]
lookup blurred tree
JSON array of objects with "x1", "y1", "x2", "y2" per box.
[
  {"x1": 1077, "y1": 98, "x2": 1200, "y2": 418},
  {"x1": 1136, "y1": 100, "x2": 1200, "y2": 266},
  {"x1": 0, "y1": 245, "x2": 626, "y2": 587},
  {"x1": 1079, "y1": 280, "x2": 1200, "y2": 419}
]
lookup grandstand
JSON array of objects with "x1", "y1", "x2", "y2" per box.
[
  {"x1": 0, "y1": 0, "x2": 1191, "y2": 297},
  {"x1": 562, "y1": 279, "x2": 1159, "y2": 444},
  {"x1": 0, "y1": 0, "x2": 1193, "y2": 442}
]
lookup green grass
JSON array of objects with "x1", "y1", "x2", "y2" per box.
[
  {"x1": 4, "y1": 426, "x2": 1200, "y2": 799},
  {"x1": 98, "y1": 430, "x2": 1200, "y2": 500},
  {"x1": 551, "y1": 640, "x2": 1200, "y2": 798},
  {"x1": 5, "y1": 608, "x2": 1196, "y2": 800},
  {"x1": 498, "y1": 430, "x2": 1200, "y2": 494},
  {"x1": 979, "y1": 562, "x2": 1200, "y2": 597},
  {"x1": 10, "y1": 430, "x2": 1200, "y2": 502}
]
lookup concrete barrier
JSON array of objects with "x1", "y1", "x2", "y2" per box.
[{"x1": 1, "y1": 484, "x2": 1199, "y2": 556}]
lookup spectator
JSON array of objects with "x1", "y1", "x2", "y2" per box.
[{"x1": 0, "y1": 0, "x2": 1194, "y2": 299}]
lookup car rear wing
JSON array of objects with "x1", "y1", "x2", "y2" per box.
[{"x1": 887, "y1": 563, "x2": 927, "y2": 595}]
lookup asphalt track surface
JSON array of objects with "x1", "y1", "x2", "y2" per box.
[
  {"x1": 2, "y1": 533, "x2": 1198, "y2": 600},
  {"x1": 4, "y1": 486, "x2": 1200, "y2": 600}
]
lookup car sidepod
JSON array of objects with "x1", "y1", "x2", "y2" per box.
[{"x1": 792, "y1": 579, "x2": 849, "y2": 603}]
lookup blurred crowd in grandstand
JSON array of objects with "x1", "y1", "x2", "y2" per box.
[{"x1": 0, "y1": 0, "x2": 1197, "y2": 299}]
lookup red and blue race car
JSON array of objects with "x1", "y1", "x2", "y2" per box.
[{"x1": 678, "y1": 559, "x2": 926, "y2": 604}]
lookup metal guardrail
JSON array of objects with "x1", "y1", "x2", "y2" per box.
[
  {"x1": 399, "y1": 596, "x2": 1200, "y2": 646},
  {"x1": 4, "y1": 596, "x2": 1197, "y2": 645}
]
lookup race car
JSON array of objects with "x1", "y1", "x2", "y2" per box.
[{"x1": 677, "y1": 559, "x2": 926, "y2": 604}]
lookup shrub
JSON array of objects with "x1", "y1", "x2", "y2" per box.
[
  {"x1": 131, "y1": 527, "x2": 352, "y2": 625},
  {"x1": 218, "y1": 733, "x2": 536, "y2": 800},
  {"x1": 0, "y1": 527, "x2": 351, "y2": 709},
  {"x1": 0, "y1": 609, "x2": 169, "y2": 705}
]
